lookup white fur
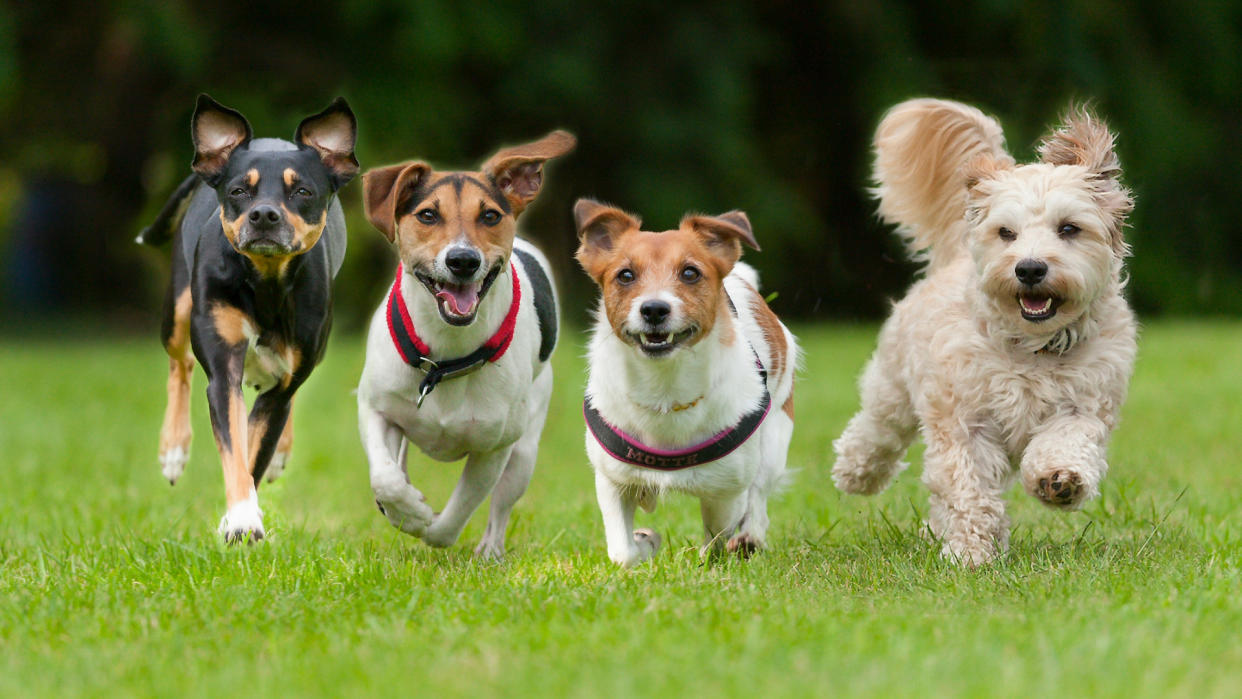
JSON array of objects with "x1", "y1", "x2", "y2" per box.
[
  {"x1": 357, "y1": 238, "x2": 555, "y2": 560},
  {"x1": 160, "y1": 446, "x2": 188, "y2": 485},
  {"x1": 833, "y1": 99, "x2": 1137, "y2": 567},
  {"x1": 218, "y1": 489, "x2": 264, "y2": 542},
  {"x1": 586, "y1": 263, "x2": 798, "y2": 567}
]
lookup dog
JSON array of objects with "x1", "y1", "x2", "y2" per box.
[
  {"x1": 573, "y1": 199, "x2": 797, "y2": 567},
  {"x1": 831, "y1": 98, "x2": 1137, "y2": 566},
  {"x1": 356, "y1": 131, "x2": 574, "y2": 559},
  {"x1": 138, "y1": 94, "x2": 358, "y2": 542}
]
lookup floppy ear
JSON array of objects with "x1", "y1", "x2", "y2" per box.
[
  {"x1": 362, "y1": 161, "x2": 431, "y2": 243},
  {"x1": 573, "y1": 198, "x2": 640, "y2": 279},
  {"x1": 482, "y1": 130, "x2": 577, "y2": 216},
  {"x1": 191, "y1": 94, "x2": 252, "y2": 185},
  {"x1": 682, "y1": 210, "x2": 759, "y2": 270},
  {"x1": 296, "y1": 97, "x2": 359, "y2": 190},
  {"x1": 1038, "y1": 106, "x2": 1134, "y2": 254},
  {"x1": 962, "y1": 154, "x2": 1013, "y2": 225}
]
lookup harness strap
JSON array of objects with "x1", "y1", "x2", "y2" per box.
[{"x1": 386, "y1": 262, "x2": 521, "y2": 406}]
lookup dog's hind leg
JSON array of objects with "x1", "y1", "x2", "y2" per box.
[
  {"x1": 730, "y1": 409, "x2": 795, "y2": 556},
  {"x1": 422, "y1": 445, "x2": 513, "y2": 549},
  {"x1": 158, "y1": 287, "x2": 195, "y2": 485},
  {"x1": 832, "y1": 344, "x2": 917, "y2": 495},
  {"x1": 264, "y1": 396, "x2": 293, "y2": 483},
  {"x1": 474, "y1": 370, "x2": 552, "y2": 560}
]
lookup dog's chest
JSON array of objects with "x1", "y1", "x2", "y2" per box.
[
  {"x1": 379, "y1": 371, "x2": 529, "y2": 461},
  {"x1": 241, "y1": 325, "x2": 294, "y2": 393}
]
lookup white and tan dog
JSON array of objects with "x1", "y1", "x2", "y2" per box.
[
  {"x1": 575, "y1": 199, "x2": 797, "y2": 567},
  {"x1": 356, "y1": 131, "x2": 574, "y2": 559},
  {"x1": 832, "y1": 98, "x2": 1137, "y2": 566}
]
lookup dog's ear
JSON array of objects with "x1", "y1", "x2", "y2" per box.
[
  {"x1": 573, "y1": 198, "x2": 639, "y2": 278},
  {"x1": 683, "y1": 210, "x2": 759, "y2": 271},
  {"x1": 296, "y1": 97, "x2": 360, "y2": 190},
  {"x1": 191, "y1": 94, "x2": 252, "y2": 185},
  {"x1": 1038, "y1": 106, "x2": 1134, "y2": 255},
  {"x1": 962, "y1": 154, "x2": 1013, "y2": 226},
  {"x1": 362, "y1": 161, "x2": 431, "y2": 243},
  {"x1": 482, "y1": 130, "x2": 577, "y2": 216}
]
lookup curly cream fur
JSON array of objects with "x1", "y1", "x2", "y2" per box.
[{"x1": 833, "y1": 98, "x2": 1137, "y2": 567}]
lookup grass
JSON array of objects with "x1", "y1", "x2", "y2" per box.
[{"x1": 1, "y1": 320, "x2": 1241, "y2": 697}]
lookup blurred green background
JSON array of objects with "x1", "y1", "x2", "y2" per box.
[{"x1": 1, "y1": 0, "x2": 1238, "y2": 331}]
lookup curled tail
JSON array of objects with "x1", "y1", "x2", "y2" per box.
[
  {"x1": 872, "y1": 98, "x2": 1011, "y2": 269},
  {"x1": 135, "y1": 174, "x2": 200, "y2": 246}
]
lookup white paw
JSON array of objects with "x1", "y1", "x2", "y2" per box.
[
  {"x1": 422, "y1": 518, "x2": 461, "y2": 549},
  {"x1": 218, "y1": 492, "x2": 265, "y2": 544},
  {"x1": 373, "y1": 477, "x2": 434, "y2": 536},
  {"x1": 612, "y1": 528, "x2": 662, "y2": 568},
  {"x1": 160, "y1": 446, "x2": 188, "y2": 485},
  {"x1": 265, "y1": 451, "x2": 289, "y2": 483},
  {"x1": 473, "y1": 538, "x2": 504, "y2": 561}
]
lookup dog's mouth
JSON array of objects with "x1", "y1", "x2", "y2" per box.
[
  {"x1": 627, "y1": 327, "x2": 697, "y2": 357},
  {"x1": 416, "y1": 263, "x2": 503, "y2": 326},
  {"x1": 1018, "y1": 293, "x2": 1062, "y2": 322}
]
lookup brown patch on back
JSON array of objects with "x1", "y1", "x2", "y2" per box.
[
  {"x1": 211, "y1": 303, "x2": 250, "y2": 345},
  {"x1": 246, "y1": 169, "x2": 259, "y2": 187},
  {"x1": 283, "y1": 168, "x2": 297, "y2": 188},
  {"x1": 749, "y1": 292, "x2": 787, "y2": 381}
]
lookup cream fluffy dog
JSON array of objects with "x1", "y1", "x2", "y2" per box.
[{"x1": 832, "y1": 98, "x2": 1136, "y2": 566}]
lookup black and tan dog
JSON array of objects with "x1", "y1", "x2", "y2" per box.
[{"x1": 138, "y1": 95, "x2": 358, "y2": 542}]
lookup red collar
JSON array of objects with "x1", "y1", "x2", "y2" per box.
[{"x1": 386, "y1": 262, "x2": 521, "y2": 406}]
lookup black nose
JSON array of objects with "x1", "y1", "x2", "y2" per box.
[
  {"x1": 639, "y1": 300, "x2": 671, "y2": 326},
  {"x1": 445, "y1": 247, "x2": 482, "y2": 279},
  {"x1": 248, "y1": 205, "x2": 282, "y2": 228},
  {"x1": 1015, "y1": 259, "x2": 1048, "y2": 286}
]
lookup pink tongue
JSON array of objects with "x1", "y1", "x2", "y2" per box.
[{"x1": 436, "y1": 283, "x2": 480, "y2": 315}]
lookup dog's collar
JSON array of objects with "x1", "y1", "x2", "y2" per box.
[
  {"x1": 585, "y1": 289, "x2": 771, "y2": 471},
  {"x1": 387, "y1": 262, "x2": 521, "y2": 407},
  {"x1": 1035, "y1": 325, "x2": 1079, "y2": 356}
]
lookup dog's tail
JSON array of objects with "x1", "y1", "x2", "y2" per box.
[
  {"x1": 135, "y1": 174, "x2": 199, "y2": 246},
  {"x1": 872, "y1": 98, "x2": 1012, "y2": 269}
]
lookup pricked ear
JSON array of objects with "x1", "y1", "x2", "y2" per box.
[
  {"x1": 191, "y1": 94, "x2": 252, "y2": 184},
  {"x1": 482, "y1": 130, "x2": 577, "y2": 216},
  {"x1": 1038, "y1": 106, "x2": 1135, "y2": 254},
  {"x1": 683, "y1": 210, "x2": 759, "y2": 270},
  {"x1": 296, "y1": 97, "x2": 359, "y2": 190},
  {"x1": 573, "y1": 198, "x2": 640, "y2": 278},
  {"x1": 362, "y1": 161, "x2": 431, "y2": 243}
]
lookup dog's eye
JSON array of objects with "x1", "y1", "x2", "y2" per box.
[
  {"x1": 230, "y1": 187, "x2": 247, "y2": 198},
  {"x1": 416, "y1": 209, "x2": 439, "y2": 225},
  {"x1": 680, "y1": 266, "x2": 701, "y2": 283},
  {"x1": 998, "y1": 227, "x2": 1016, "y2": 241},
  {"x1": 616, "y1": 268, "x2": 636, "y2": 285},
  {"x1": 294, "y1": 187, "x2": 312, "y2": 197},
  {"x1": 1058, "y1": 223, "x2": 1080, "y2": 238},
  {"x1": 480, "y1": 209, "x2": 502, "y2": 226}
]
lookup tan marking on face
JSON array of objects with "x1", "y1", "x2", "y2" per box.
[
  {"x1": 583, "y1": 225, "x2": 737, "y2": 348},
  {"x1": 394, "y1": 171, "x2": 516, "y2": 275},
  {"x1": 211, "y1": 303, "x2": 250, "y2": 345},
  {"x1": 283, "y1": 207, "x2": 327, "y2": 254},
  {"x1": 283, "y1": 168, "x2": 297, "y2": 188},
  {"x1": 246, "y1": 169, "x2": 259, "y2": 187},
  {"x1": 749, "y1": 293, "x2": 787, "y2": 381},
  {"x1": 220, "y1": 210, "x2": 244, "y2": 248}
]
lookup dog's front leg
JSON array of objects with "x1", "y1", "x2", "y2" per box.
[
  {"x1": 246, "y1": 387, "x2": 296, "y2": 486},
  {"x1": 595, "y1": 470, "x2": 661, "y2": 567},
  {"x1": 920, "y1": 417, "x2": 1011, "y2": 567},
  {"x1": 700, "y1": 492, "x2": 748, "y2": 559},
  {"x1": 422, "y1": 446, "x2": 514, "y2": 549},
  {"x1": 359, "y1": 399, "x2": 433, "y2": 536},
  {"x1": 203, "y1": 346, "x2": 264, "y2": 543},
  {"x1": 1021, "y1": 414, "x2": 1110, "y2": 510}
]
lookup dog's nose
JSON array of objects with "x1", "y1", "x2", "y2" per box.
[
  {"x1": 445, "y1": 247, "x2": 482, "y2": 279},
  {"x1": 248, "y1": 205, "x2": 283, "y2": 229},
  {"x1": 1015, "y1": 259, "x2": 1048, "y2": 286},
  {"x1": 639, "y1": 300, "x2": 671, "y2": 326}
]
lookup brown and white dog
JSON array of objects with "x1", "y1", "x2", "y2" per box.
[
  {"x1": 356, "y1": 131, "x2": 574, "y2": 559},
  {"x1": 574, "y1": 199, "x2": 797, "y2": 567}
]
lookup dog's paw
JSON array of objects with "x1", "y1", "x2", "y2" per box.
[
  {"x1": 1034, "y1": 470, "x2": 1087, "y2": 509},
  {"x1": 726, "y1": 532, "x2": 763, "y2": 558},
  {"x1": 831, "y1": 445, "x2": 907, "y2": 495},
  {"x1": 941, "y1": 538, "x2": 999, "y2": 569},
  {"x1": 473, "y1": 538, "x2": 505, "y2": 562},
  {"x1": 373, "y1": 480, "x2": 434, "y2": 536},
  {"x1": 218, "y1": 495, "x2": 265, "y2": 544},
  {"x1": 264, "y1": 451, "x2": 289, "y2": 483},
  {"x1": 159, "y1": 446, "x2": 188, "y2": 485}
]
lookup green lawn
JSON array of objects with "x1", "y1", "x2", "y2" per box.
[{"x1": 2, "y1": 321, "x2": 1240, "y2": 697}]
